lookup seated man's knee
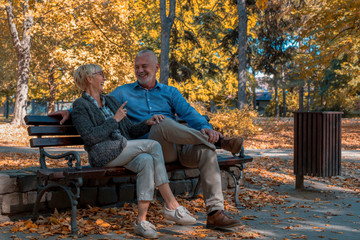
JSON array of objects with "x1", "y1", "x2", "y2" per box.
[
  {"x1": 180, "y1": 145, "x2": 216, "y2": 168},
  {"x1": 150, "y1": 117, "x2": 177, "y2": 133}
]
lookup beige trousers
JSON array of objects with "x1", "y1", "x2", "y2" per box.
[
  {"x1": 105, "y1": 139, "x2": 169, "y2": 201},
  {"x1": 148, "y1": 118, "x2": 224, "y2": 213}
]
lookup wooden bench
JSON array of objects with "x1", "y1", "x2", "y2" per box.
[{"x1": 24, "y1": 115, "x2": 253, "y2": 233}]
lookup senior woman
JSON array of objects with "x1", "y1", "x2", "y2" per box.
[{"x1": 71, "y1": 64, "x2": 196, "y2": 238}]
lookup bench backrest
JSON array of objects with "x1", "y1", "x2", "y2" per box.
[
  {"x1": 25, "y1": 115, "x2": 210, "y2": 148},
  {"x1": 24, "y1": 115, "x2": 84, "y2": 148}
]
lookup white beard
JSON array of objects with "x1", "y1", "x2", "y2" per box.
[{"x1": 137, "y1": 73, "x2": 155, "y2": 85}]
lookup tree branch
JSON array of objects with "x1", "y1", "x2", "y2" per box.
[
  {"x1": 5, "y1": 0, "x2": 21, "y2": 54},
  {"x1": 89, "y1": 16, "x2": 131, "y2": 56}
]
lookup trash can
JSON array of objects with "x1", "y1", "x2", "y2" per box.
[{"x1": 293, "y1": 111, "x2": 343, "y2": 189}]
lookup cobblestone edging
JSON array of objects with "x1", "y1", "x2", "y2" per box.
[{"x1": 0, "y1": 167, "x2": 240, "y2": 217}]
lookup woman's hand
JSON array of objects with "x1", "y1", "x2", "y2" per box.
[
  {"x1": 146, "y1": 115, "x2": 165, "y2": 125},
  {"x1": 113, "y1": 101, "x2": 128, "y2": 122}
]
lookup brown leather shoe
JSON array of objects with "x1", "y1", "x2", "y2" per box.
[
  {"x1": 221, "y1": 137, "x2": 244, "y2": 155},
  {"x1": 206, "y1": 210, "x2": 241, "y2": 230}
]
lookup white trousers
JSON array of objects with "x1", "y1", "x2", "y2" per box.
[{"x1": 105, "y1": 139, "x2": 169, "y2": 201}]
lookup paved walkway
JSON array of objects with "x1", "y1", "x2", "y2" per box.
[
  {"x1": 1, "y1": 146, "x2": 359, "y2": 160},
  {"x1": 0, "y1": 146, "x2": 359, "y2": 239}
]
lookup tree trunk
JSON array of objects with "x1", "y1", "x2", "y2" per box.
[
  {"x1": 4, "y1": 97, "x2": 10, "y2": 119},
  {"x1": 48, "y1": 63, "x2": 57, "y2": 113},
  {"x1": 159, "y1": 0, "x2": 176, "y2": 85},
  {"x1": 6, "y1": 0, "x2": 33, "y2": 125},
  {"x1": 252, "y1": 85, "x2": 257, "y2": 111},
  {"x1": 299, "y1": 86, "x2": 304, "y2": 111},
  {"x1": 281, "y1": 67, "x2": 287, "y2": 117},
  {"x1": 275, "y1": 85, "x2": 279, "y2": 117},
  {"x1": 282, "y1": 87, "x2": 287, "y2": 117},
  {"x1": 236, "y1": 0, "x2": 247, "y2": 109},
  {"x1": 307, "y1": 78, "x2": 311, "y2": 111}
]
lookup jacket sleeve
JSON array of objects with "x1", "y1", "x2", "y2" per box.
[
  {"x1": 106, "y1": 95, "x2": 151, "y2": 138},
  {"x1": 124, "y1": 118, "x2": 151, "y2": 139},
  {"x1": 72, "y1": 99, "x2": 120, "y2": 146}
]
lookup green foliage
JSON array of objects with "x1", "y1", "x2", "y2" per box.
[{"x1": 312, "y1": 88, "x2": 360, "y2": 117}]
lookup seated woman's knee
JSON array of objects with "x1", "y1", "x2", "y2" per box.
[
  {"x1": 149, "y1": 139, "x2": 162, "y2": 151},
  {"x1": 137, "y1": 153, "x2": 154, "y2": 171}
]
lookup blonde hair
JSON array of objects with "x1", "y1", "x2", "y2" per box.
[{"x1": 73, "y1": 64, "x2": 102, "y2": 91}]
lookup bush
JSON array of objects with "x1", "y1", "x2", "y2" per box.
[
  {"x1": 208, "y1": 106, "x2": 259, "y2": 137},
  {"x1": 265, "y1": 90, "x2": 299, "y2": 117}
]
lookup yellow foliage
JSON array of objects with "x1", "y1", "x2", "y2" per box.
[
  {"x1": 187, "y1": 101, "x2": 259, "y2": 137},
  {"x1": 256, "y1": 0, "x2": 269, "y2": 10},
  {"x1": 209, "y1": 106, "x2": 259, "y2": 137}
]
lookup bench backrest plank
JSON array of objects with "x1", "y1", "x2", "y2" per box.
[
  {"x1": 30, "y1": 137, "x2": 84, "y2": 148},
  {"x1": 25, "y1": 115, "x2": 82, "y2": 148},
  {"x1": 24, "y1": 115, "x2": 73, "y2": 125},
  {"x1": 27, "y1": 126, "x2": 78, "y2": 136}
]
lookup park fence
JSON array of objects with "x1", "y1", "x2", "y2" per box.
[{"x1": 1, "y1": 99, "x2": 72, "y2": 118}]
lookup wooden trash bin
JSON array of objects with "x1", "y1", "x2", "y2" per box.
[{"x1": 293, "y1": 111, "x2": 343, "y2": 189}]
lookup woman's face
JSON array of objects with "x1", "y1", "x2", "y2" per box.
[{"x1": 88, "y1": 70, "x2": 106, "y2": 93}]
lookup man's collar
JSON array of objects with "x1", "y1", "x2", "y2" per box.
[{"x1": 133, "y1": 80, "x2": 162, "y2": 90}]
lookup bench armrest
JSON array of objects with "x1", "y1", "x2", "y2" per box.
[{"x1": 40, "y1": 148, "x2": 82, "y2": 170}]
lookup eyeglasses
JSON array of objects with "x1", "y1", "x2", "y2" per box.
[{"x1": 92, "y1": 71, "x2": 105, "y2": 78}]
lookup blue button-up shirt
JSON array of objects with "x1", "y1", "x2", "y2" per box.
[{"x1": 109, "y1": 81, "x2": 212, "y2": 131}]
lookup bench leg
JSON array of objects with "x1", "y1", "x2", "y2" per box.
[
  {"x1": 192, "y1": 176, "x2": 202, "y2": 197},
  {"x1": 32, "y1": 187, "x2": 47, "y2": 221},
  {"x1": 33, "y1": 178, "x2": 83, "y2": 233},
  {"x1": 222, "y1": 165, "x2": 246, "y2": 209}
]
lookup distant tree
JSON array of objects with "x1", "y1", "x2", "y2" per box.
[
  {"x1": 236, "y1": 0, "x2": 248, "y2": 109},
  {"x1": 159, "y1": 0, "x2": 176, "y2": 85},
  {"x1": 4, "y1": 0, "x2": 33, "y2": 125},
  {"x1": 297, "y1": 0, "x2": 360, "y2": 89},
  {"x1": 29, "y1": 0, "x2": 135, "y2": 112},
  {"x1": 252, "y1": 0, "x2": 294, "y2": 115},
  {"x1": 0, "y1": 16, "x2": 17, "y2": 102}
]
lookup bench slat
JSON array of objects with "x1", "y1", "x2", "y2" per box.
[
  {"x1": 28, "y1": 126, "x2": 79, "y2": 136},
  {"x1": 25, "y1": 115, "x2": 73, "y2": 125},
  {"x1": 30, "y1": 137, "x2": 84, "y2": 147},
  {"x1": 62, "y1": 156, "x2": 253, "y2": 180},
  {"x1": 217, "y1": 155, "x2": 253, "y2": 166}
]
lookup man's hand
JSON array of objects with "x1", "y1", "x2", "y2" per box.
[
  {"x1": 201, "y1": 128, "x2": 223, "y2": 144},
  {"x1": 48, "y1": 110, "x2": 71, "y2": 125},
  {"x1": 113, "y1": 101, "x2": 128, "y2": 122},
  {"x1": 146, "y1": 115, "x2": 165, "y2": 125}
]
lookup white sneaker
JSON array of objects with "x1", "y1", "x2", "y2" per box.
[
  {"x1": 163, "y1": 205, "x2": 196, "y2": 225},
  {"x1": 134, "y1": 220, "x2": 158, "y2": 239}
]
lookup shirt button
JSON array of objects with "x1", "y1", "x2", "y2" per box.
[
  {"x1": 150, "y1": 107, "x2": 152, "y2": 109},
  {"x1": 148, "y1": 99, "x2": 150, "y2": 101}
]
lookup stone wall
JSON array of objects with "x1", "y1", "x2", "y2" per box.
[{"x1": 0, "y1": 167, "x2": 240, "y2": 218}]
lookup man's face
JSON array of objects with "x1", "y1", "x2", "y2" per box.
[{"x1": 134, "y1": 53, "x2": 159, "y2": 86}]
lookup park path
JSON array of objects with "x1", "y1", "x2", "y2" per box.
[{"x1": 0, "y1": 145, "x2": 359, "y2": 159}]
